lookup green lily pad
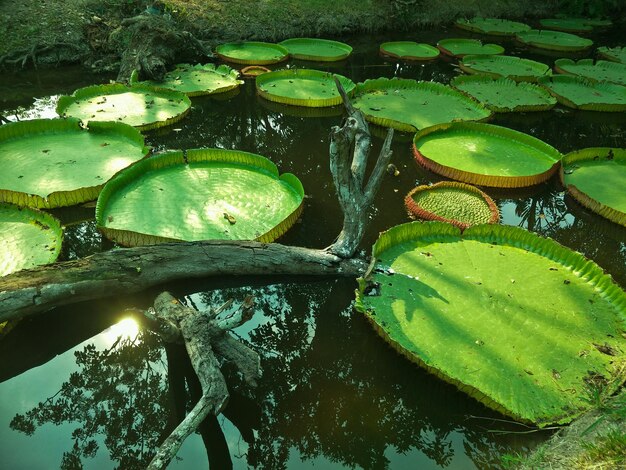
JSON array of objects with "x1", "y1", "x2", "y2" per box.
[
  {"x1": 256, "y1": 69, "x2": 355, "y2": 107},
  {"x1": 555, "y1": 59, "x2": 626, "y2": 86},
  {"x1": 215, "y1": 42, "x2": 289, "y2": 65},
  {"x1": 0, "y1": 203, "x2": 63, "y2": 276},
  {"x1": 139, "y1": 63, "x2": 244, "y2": 97},
  {"x1": 379, "y1": 41, "x2": 440, "y2": 61},
  {"x1": 451, "y1": 75, "x2": 556, "y2": 112},
  {"x1": 56, "y1": 84, "x2": 191, "y2": 131},
  {"x1": 583, "y1": 18, "x2": 612, "y2": 27},
  {"x1": 413, "y1": 121, "x2": 561, "y2": 188},
  {"x1": 516, "y1": 29, "x2": 593, "y2": 52},
  {"x1": 538, "y1": 75, "x2": 626, "y2": 111},
  {"x1": 356, "y1": 221, "x2": 626, "y2": 426},
  {"x1": 597, "y1": 46, "x2": 626, "y2": 64},
  {"x1": 96, "y1": 149, "x2": 305, "y2": 246},
  {"x1": 459, "y1": 55, "x2": 552, "y2": 82},
  {"x1": 404, "y1": 181, "x2": 499, "y2": 229},
  {"x1": 0, "y1": 118, "x2": 149, "y2": 208},
  {"x1": 561, "y1": 148, "x2": 626, "y2": 227},
  {"x1": 539, "y1": 18, "x2": 594, "y2": 33},
  {"x1": 454, "y1": 17, "x2": 531, "y2": 36},
  {"x1": 352, "y1": 78, "x2": 492, "y2": 132},
  {"x1": 437, "y1": 38, "x2": 504, "y2": 58},
  {"x1": 278, "y1": 38, "x2": 352, "y2": 61}
]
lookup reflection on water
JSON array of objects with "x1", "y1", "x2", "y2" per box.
[{"x1": 1, "y1": 25, "x2": 625, "y2": 469}]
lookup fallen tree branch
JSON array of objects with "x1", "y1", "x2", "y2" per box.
[{"x1": 0, "y1": 241, "x2": 366, "y2": 323}]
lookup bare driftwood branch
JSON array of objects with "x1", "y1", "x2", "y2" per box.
[
  {"x1": 147, "y1": 292, "x2": 260, "y2": 470},
  {"x1": 328, "y1": 77, "x2": 394, "y2": 258},
  {"x1": 0, "y1": 241, "x2": 367, "y2": 323}
]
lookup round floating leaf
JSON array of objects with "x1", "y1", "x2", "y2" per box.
[
  {"x1": 56, "y1": 84, "x2": 191, "y2": 131},
  {"x1": 516, "y1": 29, "x2": 593, "y2": 52},
  {"x1": 96, "y1": 149, "x2": 305, "y2": 246},
  {"x1": 256, "y1": 69, "x2": 355, "y2": 107},
  {"x1": 561, "y1": 148, "x2": 626, "y2": 227},
  {"x1": 379, "y1": 41, "x2": 440, "y2": 61},
  {"x1": 538, "y1": 75, "x2": 626, "y2": 111},
  {"x1": 356, "y1": 221, "x2": 626, "y2": 426},
  {"x1": 279, "y1": 38, "x2": 352, "y2": 61},
  {"x1": 413, "y1": 121, "x2": 561, "y2": 188},
  {"x1": 215, "y1": 42, "x2": 289, "y2": 65},
  {"x1": 597, "y1": 46, "x2": 626, "y2": 64},
  {"x1": 460, "y1": 55, "x2": 552, "y2": 82},
  {"x1": 404, "y1": 181, "x2": 499, "y2": 229},
  {"x1": 539, "y1": 18, "x2": 594, "y2": 33},
  {"x1": 352, "y1": 78, "x2": 492, "y2": 132},
  {"x1": 437, "y1": 38, "x2": 504, "y2": 58},
  {"x1": 0, "y1": 118, "x2": 149, "y2": 208},
  {"x1": 555, "y1": 59, "x2": 626, "y2": 86},
  {"x1": 0, "y1": 203, "x2": 63, "y2": 276},
  {"x1": 451, "y1": 75, "x2": 556, "y2": 112},
  {"x1": 140, "y1": 63, "x2": 244, "y2": 97},
  {"x1": 241, "y1": 65, "x2": 271, "y2": 77},
  {"x1": 454, "y1": 17, "x2": 531, "y2": 36}
]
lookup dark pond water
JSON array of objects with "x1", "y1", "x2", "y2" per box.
[{"x1": 1, "y1": 24, "x2": 625, "y2": 470}]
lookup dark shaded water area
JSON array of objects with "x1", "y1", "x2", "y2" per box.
[{"x1": 1, "y1": 24, "x2": 626, "y2": 469}]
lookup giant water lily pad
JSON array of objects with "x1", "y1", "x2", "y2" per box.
[
  {"x1": 413, "y1": 122, "x2": 561, "y2": 188},
  {"x1": 96, "y1": 149, "x2": 304, "y2": 245},
  {"x1": 437, "y1": 38, "x2": 504, "y2": 58},
  {"x1": 0, "y1": 118, "x2": 149, "y2": 208},
  {"x1": 356, "y1": 222, "x2": 626, "y2": 426},
  {"x1": 555, "y1": 59, "x2": 626, "y2": 86},
  {"x1": 404, "y1": 182, "x2": 499, "y2": 229},
  {"x1": 56, "y1": 84, "x2": 191, "y2": 131},
  {"x1": 279, "y1": 38, "x2": 352, "y2": 61},
  {"x1": 352, "y1": 78, "x2": 491, "y2": 132},
  {"x1": 256, "y1": 69, "x2": 355, "y2": 107},
  {"x1": 140, "y1": 63, "x2": 244, "y2": 97},
  {"x1": 215, "y1": 42, "x2": 289, "y2": 65},
  {"x1": 597, "y1": 46, "x2": 626, "y2": 64},
  {"x1": 561, "y1": 148, "x2": 626, "y2": 227},
  {"x1": 539, "y1": 18, "x2": 594, "y2": 33},
  {"x1": 516, "y1": 29, "x2": 593, "y2": 52},
  {"x1": 455, "y1": 17, "x2": 531, "y2": 36},
  {"x1": 451, "y1": 75, "x2": 556, "y2": 112},
  {"x1": 460, "y1": 55, "x2": 551, "y2": 82},
  {"x1": 0, "y1": 203, "x2": 63, "y2": 276},
  {"x1": 538, "y1": 75, "x2": 626, "y2": 111},
  {"x1": 380, "y1": 41, "x2": 440, "y2": 61}
]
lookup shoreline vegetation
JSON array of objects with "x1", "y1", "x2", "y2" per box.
[{"x1": 1, "y1": 1, "x2": 625, "y2": 468}]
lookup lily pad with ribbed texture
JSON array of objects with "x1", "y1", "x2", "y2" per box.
[
  {"x1": 278, "y1": 38, "x2": 352, "y2": 61},
  {"x1": 404, "y1": 182, "x2": 499, "y2": 229},
  {"x1": 538, "y1": 75, "x2": 626, "y2": 111},
  {"x1": 380, "y1": 42, "x2": 440, "y2": 61},
  {"x1": 539, "y1": 18, "x2": 594, "y2": 33},
  {"x1": 140, "y1": 63, "x2": 243, "y2": 97},
  {"x1": 256, "y1": 69, "x2": 355, "y2": 107},
  {"x1": 96, "y1": 149, "x2": 304, "y2": 246},
  {"x1": 455, "y1": 17, "x2": 531, "y2": 36},
  {"x1": 437, "y1": 39, "x2": 504, "y2": 58},
  {"x1": 0, "y1": 203, "x2": 63, "y2": 276},
  {"x1": 516, "y1": 29, "x2": 593, "y2": 52},
  {"x1": 352, "y1": 78, "x2": 491, "y2": 132},
  {"x1": 561, "y1": 148, "x2": 626, "y2": 227},
  {"x1": 56, "y1": 84, "x2": 191, "y2": 131},
  {"x1": 451, "y1": 75, "x2": 556, "y2": 112},
  {"x1": 460, "y1": 55, "x2": 552, "y2": 82},
  {"x1": 413, "y1": 122, "x2": 561, "y2": 188},
  {"x1": 215, "y1": 42, "x2": 289, "y2": 65},
  {"x1": 356, "y1": 221, "x2": 626, "y2": 426},
  {"x1": 597, "y1": 46, "x2": 626, "y2": 64},
  {"x1": 555, "y1": 59, "x2": 626, "y2": 86},
  {"x1": 0, "y1": 118, "x2": 149, "y2": 208}
]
